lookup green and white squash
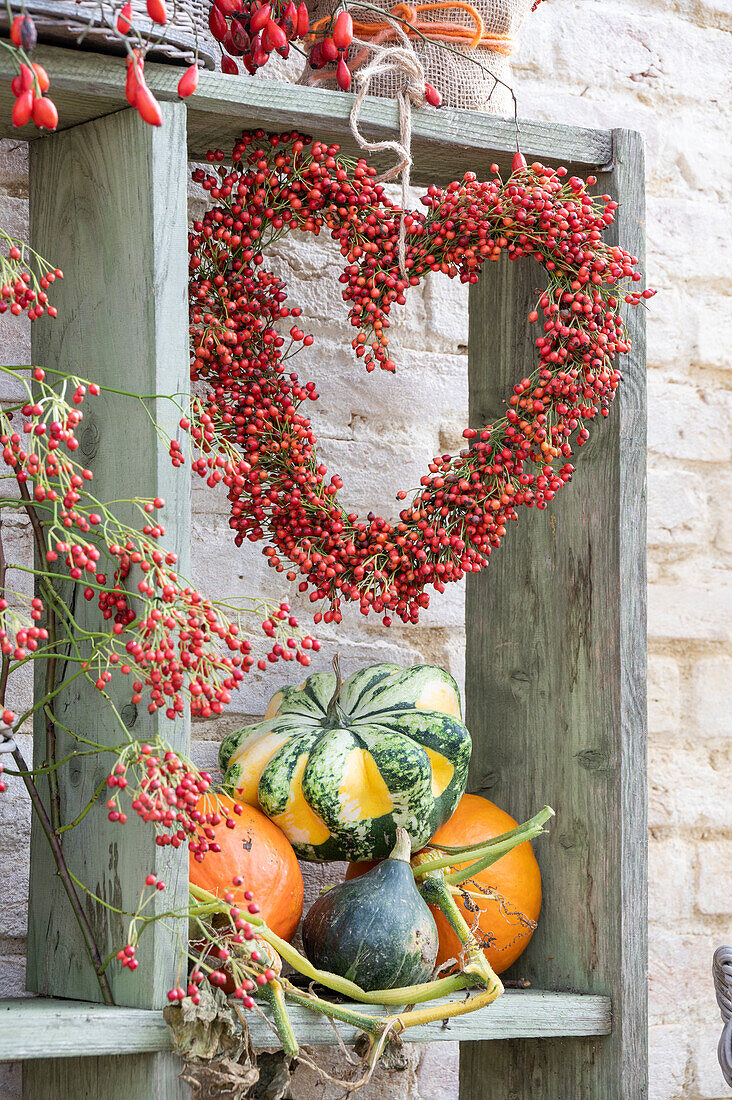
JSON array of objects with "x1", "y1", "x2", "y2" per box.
[{"x1": 220, "y1": 661, "x2": 472, "y2": 862}]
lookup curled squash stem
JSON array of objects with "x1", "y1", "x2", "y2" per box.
[
  {"x1": 389, "y1": 983, "x2": 503, "y2": 1030},
  {"x1": 261, "y1": 979, "x2": 300, "y2": 1057},
  {"x1": 279, "y1": 978, "x2": 501, "y2": 1039},
  {"x1": 415, "y1": 806, "x2": 555, "y2": 885},
  {"x1": 419, "y1": 871, "x2": 503, "y2": 996},
  {"x1": 189, "y1": 883, "x2": 475, "y2": 1006},
  {"x1": 279, "y1": 980, "x2": 383, "y2": 1037},
  {"x1": 256, "y1": 925, "x2": 475, "y2": 1005}
]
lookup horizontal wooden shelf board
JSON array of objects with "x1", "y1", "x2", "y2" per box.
[
  {"x1": 0, "y1": 990, "x2": 611, "y2": 1060},
  {"x1": 0, "y1": 44, "x2": 613, "y2": 180}
]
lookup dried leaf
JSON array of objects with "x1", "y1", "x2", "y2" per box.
[
  {"x1": 249, "y1": 1051, "x2": 293, "y2": 1099},
  {"x1": 180, "y1": 1057, "x2": 259, "y2": 1100},
  {"x1": 164, "y1": 988, "x2": 249, "y2": 1064}
]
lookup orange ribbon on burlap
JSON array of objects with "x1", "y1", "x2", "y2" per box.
[{"x1": 310, "y1": 2, "x2": 514, "y2": 54}]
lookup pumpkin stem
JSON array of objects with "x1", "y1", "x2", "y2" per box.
[
  {"x1": 325, "y1": 653, "x2": 346, "y2": 726},
  {"x1": 390, "y1": 826, "x2": 413, "y2": 863}
]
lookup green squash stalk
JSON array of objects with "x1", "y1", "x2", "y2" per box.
[
  {"x1": 414, "y1": 806, "x2": 554, "y2": 885},
  {"x1": 189, "y1": 883, "x2": 492, "y2": 1006},
  {"x1": 260, "y1": 979, "x2": 299, "y2": 1057}
]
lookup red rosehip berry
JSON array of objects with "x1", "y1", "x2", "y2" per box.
[
  {"x1": 32, "y1": 96, "x2": 58, "y2": 131},
  {"x1": 296, "y1": 2, "x2": 309, "y2": 36},
  {"x1": 146, "y1": 0, "x2": 168, "y2": 24},
  {"x1": 135, "y1": 82, "x2": 163, "y2": 126},
  {"x1": 332, "y1": 10, "x2": 353, "y2": 49},
  {"x1": 12, "y1": 91, "x2": 33, "y2": 128},
  {"x1": 424, "y1": 81, "x2": 442, "y2": 107},
  {"x1": 336, "y1": 57, "x2": 351, "y2": 90},
  {"x1": 117, "y1": 2, "x2": 133, "y2": 33},
  {"x1": 208, "y1": 5, "x2": 228, "y2": 40},
  {"x1": 178, "y1": 63, "x2": 199, "y2": 98}
]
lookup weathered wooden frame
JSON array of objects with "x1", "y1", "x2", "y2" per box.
[{"x1": 0, "y1": 44, "x2": 646, "y2": 1100}]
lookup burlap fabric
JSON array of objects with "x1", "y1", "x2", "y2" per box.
[{"x1": 304, "y1": 0, "x2": 533, "y2": 113}]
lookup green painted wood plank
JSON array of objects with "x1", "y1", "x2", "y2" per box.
[
  {"x1": 460, "y1": 128, "x2": 647, "y2": 1098},
  {"x1": 23, "y1": 1055, "x2": 190, "y2": 1100},
  {"x1": 26, "y1": 103, "x2": 191, "y2": 1013},
  {"x1": 0, "y1": 991, "x2": 612, "y2": 1060},
  {"x1": 0, "y1": 43, "x2": 613, "y2": 181}
]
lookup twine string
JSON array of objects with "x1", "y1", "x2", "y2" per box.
[
  {"x1": 713, "y1": 946, "x2": 732, "y2": 1087},
  {"x1": 348, "y1": 24, "x2": 428, "y2": 278}
]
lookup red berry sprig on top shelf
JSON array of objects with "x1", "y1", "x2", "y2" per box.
[
  {"x1": 184, "y1": 130, "x2": 654, "y2": 628},
  {"x1": 207, "y1": 0, "x2": 425, "y2": 94},
  {"x1": 207, "y1": 0, "x2": 312, "y2": 75},
  {"x1": 2, "y1": 3, "x2": 202, "y2": 133},
  {"x1": 4, "y1": 11, "x2": 58, "y2": 132}
]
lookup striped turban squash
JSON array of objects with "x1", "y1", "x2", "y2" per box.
[{"x1": 219, "y1": 662, "x2": 472, "y2": 862}]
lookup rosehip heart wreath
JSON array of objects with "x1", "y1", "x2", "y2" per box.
[{"x1": 184, "y1": 130, "x2": 653, "y2": 627}]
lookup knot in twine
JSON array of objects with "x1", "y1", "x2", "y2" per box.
[
  {"x1": 713, "y1": 945, "x2": 732, "y2": 1087},
  {"x1": 348, "y1": 25, "x2": 429, "y2": 279}
]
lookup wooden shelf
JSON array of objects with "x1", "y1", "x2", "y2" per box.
[
  {"x1": 1, "y1": 42, "x2": 645, "y2": 1095},
  {"x1": 0, "y1": 991, "x2": 611, "y2": 1060},
  {"x1": 0, "y1": 43, "x2": 613, "y2": 180}
]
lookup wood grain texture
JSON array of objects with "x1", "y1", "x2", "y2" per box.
[
  {"x1": 23, "y1": 1054, "x2": 190, "y2": 1100},
  {"x1": 26, "y1": 104, "x2": 191, "y2": 1014},
  {"x1": 0, "y1": 991, "x2": 611, "y2": 1060},
  {"x1": 0, "y1": 44, "x2": 613, "y2": 181},
  {"x1": 460, "y1": 129, "x2": 647, "y2": 1098}
]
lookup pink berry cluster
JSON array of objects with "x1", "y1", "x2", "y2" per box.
[
  {"x1": 118, "y1": 868, "x2": 276, "y2": 1009},
  {"x1": 1, "y1": 370, "x2": 318, "y2": 718},
  {"x1": 182, "y1": 878, "x2": 276, "y2": 1008},
  {"x1": 0, "y1": 709, "x2": 15, "y2": 794},
  {"x1": 0, "y1": 597, "x2": 47, "y2": 660},
  {"x1": 0, "y1": 235, "x2": 61, "y2": 320},
  {"x1": 106, "y1": 742, "x2": 237, "y2": 856},
  {"x1": 183, "y1": 130, "x2": 653, "y2": 626}
]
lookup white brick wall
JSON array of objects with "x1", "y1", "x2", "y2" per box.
[{"x1": 1, "y1": 1, "x2": 731, "y2": 1095}]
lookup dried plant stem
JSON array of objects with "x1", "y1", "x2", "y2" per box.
[
  {"x1": 17, "y1": 479, "x2": 62, "y2": 831},
  {"x1": 10, "y1": 741, "x2": 114, "y2": 1004},
  {"x1": 1, "y1": 489, "x2": 113, "y2": 1003}
]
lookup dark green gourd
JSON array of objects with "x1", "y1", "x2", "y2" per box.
[{"x1": 302, "y1": 828, "x2": 438, "y2": 991}]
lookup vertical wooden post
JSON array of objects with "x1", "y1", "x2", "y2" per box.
[
  {"x1": 24, "y1": 104, "x2": 190, "y2": 1098},
  {"x1": 461, "y1": 130, "x2": 647, "y2": 1098}
]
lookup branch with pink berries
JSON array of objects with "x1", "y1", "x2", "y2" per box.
[{"x1": 0, "y1": 264, "x2": 318, "y2": 1006}]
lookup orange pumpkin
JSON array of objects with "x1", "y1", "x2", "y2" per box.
[
  {"x1": 189, "y1": 793, "x2": 304, "y2": 941},
  {"x1": 347, "y1": 793, "x2": 541, "y2": 975}
]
